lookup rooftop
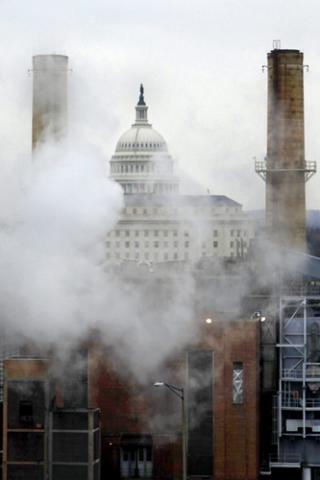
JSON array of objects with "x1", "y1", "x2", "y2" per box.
[{"x1": 123, "y1": 194, "x2": 242, "y2": 207}]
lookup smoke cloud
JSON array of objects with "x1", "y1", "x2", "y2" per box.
[
  {"x1": 0, "y1": 132, "x2": 201, "y2": 383},
  {"x1": 0, "y1": 139, "x2": 121, "y2": 340}
]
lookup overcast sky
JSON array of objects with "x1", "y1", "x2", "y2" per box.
[{"x1": 1, "y1": 0, "x2": 320, "y2": 209}]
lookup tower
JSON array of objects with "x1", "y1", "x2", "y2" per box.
[
  {"x1": 32, "y1": 54, "x2": 69, "y2": 150},
  {"x1": 255, "y1": 47, "x2": 316, "y2": 251}
]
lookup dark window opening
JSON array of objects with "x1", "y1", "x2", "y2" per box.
[
  {"x1": 19, "y1": 401, "x2": 33, "y2": 425},
  {"x1": 146, "y1": 447, "x2": 152, "y2": 461},
  {"x1": 139, "y1": 447, "x2": 144, "y2": 461}
]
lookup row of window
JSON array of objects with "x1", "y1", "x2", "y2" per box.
[
  {"x1": 230, "y1": 240, "x2": 248, "y2": 248},
  {"x1": 106, "y1": 240, "x2": 223, "y2": 249},
  {"x1": 109, "y1": 229, "x2": 249, "y2": 238},
  {"x1": 230, "y1": 229, "x2": 247, "y2": 237},
  {"x1": 106, "y1": 249, "x2": 247, "y2": 262},
  {"x1": 106, "y1": 240, "x2": 193, "y2": 248},
  {"x1": 111, "y1": 229, "x2": 189, "y2": 237},
  {"x1": 111, "y1": 162, "x2": 173, "y2": 174},
  {"x1": 107, "y1": 251, "x2": 189, "y2": 261},
  {"x1": 117, "y1": 141, "x2": 165, "y2": 149},
  {"x1": 122, "y1": 446, "x2": 152, "y2": 463},
  {"x1": 121, "y1": 206, "x2": 243, "y2": 215},
  {"x1": 121, "y1": 183, "x2": 178, "y2": 194}
]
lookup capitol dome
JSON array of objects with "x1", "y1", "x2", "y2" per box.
[
  {"x1": 115, "y1": 126, "x2": 168, "y2": 154},
  {"x1": 110, "y1": 85, "x2": 179, "y2": 195}
]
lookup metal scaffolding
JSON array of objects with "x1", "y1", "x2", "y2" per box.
[{"x1": 273, "y1": 296, "x2": 320, "y2": 468}]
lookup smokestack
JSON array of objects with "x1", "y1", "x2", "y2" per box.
[
  {"x1": 256, "y1": 47, "x2": 316, "y2": 251},
  {"x1": 32, "y1": 54, "x2": 68, "y2": 150}
]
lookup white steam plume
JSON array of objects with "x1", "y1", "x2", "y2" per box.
[
  {"x1": 0, "y1": 139, "x2": 122, "y2": 342},
  {"x1": 0, "y1": 136, "x2": 199, "y2": 383}
]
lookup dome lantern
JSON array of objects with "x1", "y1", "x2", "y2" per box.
[{"x1": 135, "y1": 84, "x2": 149, "y2": 125}]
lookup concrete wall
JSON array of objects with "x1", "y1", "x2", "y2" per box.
[{"x1": 32, "y1": 54, "x2": 68, "y2": 150}]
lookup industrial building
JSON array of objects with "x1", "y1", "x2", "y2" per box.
[
  {"x1": 2, "y1": 45, "x2": 320, "y2": 480},
  {"x1": 254, "y1": 46, "x2": 320, "y2": 480},
  {"x1": 2, "y1": 357, "x2": 101, "y2": 480},
  {"x1": 99, "y1": 46, "x2": 320, "y2": 480},
  {"x1": 89, "y1": 316, "x2": 260, "y2": 480}
]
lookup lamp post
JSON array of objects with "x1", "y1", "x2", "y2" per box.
[
  {"x1": 153, "y1": 382, "x2": 187, "y2": 480},
  {"x1": 251, "y1": 311, "x2": 266, "y2": 322}
]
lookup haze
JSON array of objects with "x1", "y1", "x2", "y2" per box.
[{"x1": 0, "y1": 0, "x2": 320, "y2": 209}]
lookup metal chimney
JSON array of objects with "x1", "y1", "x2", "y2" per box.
[{"x1": 32, "y1": 54, "x2": 68, "y2": 150}]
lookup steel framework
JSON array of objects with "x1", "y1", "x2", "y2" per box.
[
  {"x1": 255, "y1": 158, "x2": 316, "y2": 182},
  {"x1": 265, "y1": 296, "x2": 320, "y2": 474}
]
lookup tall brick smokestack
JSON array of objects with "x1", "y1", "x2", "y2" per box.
[
  {"x1": 267, "y1": 49, "x2": 306, "y2": 250},
  {"x1": 256, "y1": 48, "x2": 316, "y2": 252},
  {"x1": 32, "y1": 54, "x2": 68, "y2": 150}
]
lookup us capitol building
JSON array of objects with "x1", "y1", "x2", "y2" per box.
[{"x1": 106, "y1": 85, "x2": 255, "y2": 265}]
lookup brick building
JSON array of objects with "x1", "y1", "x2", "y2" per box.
[
  {"x1": 2, "y1": 357, "x2": 101, "y2": 480},
  {"x1": 89, "y1": 316, "x2": 260, "y2": 480}
]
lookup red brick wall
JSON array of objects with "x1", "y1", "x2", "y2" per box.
[
  {"x1": 88, "y1": 318, "x2": 259, "y2": 480},
  {"x1": 205, "y1": 319, "x2": 259, "y2": 480},
  {"x1": 89, "y1": 350, "x2": 150, "y2": 434}
]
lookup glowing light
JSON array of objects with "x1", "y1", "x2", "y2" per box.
[
  {"x1": 251, "y1": 311, "x2": 267, "y2": 322},
  {"x1": 205, "y1": 318, "x2": 213, "y2": 324}
]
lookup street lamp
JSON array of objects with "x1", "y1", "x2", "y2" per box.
[
  {"x1": 251, "y1": 311, "x2": 266, "y2": 322},
  {"x1": 153, "y1": 382, "x2": 187, "y2": 480}
]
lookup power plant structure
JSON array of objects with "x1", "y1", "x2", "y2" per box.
[
  {"x1": 89, "y1": 317, "x2": 260, "y2": 480},
  {"x1": 2, "y1": 46, "x2": 320, "y2": 480},
  {"x1": 2, "y1": 357, "x2": 101, "y2": 480},
  {"x1": 253, "y1": 47, "x2": 320, "y2": 480}
]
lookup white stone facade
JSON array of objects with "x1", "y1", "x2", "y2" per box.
[{"x1": 107, "y1": 87, "x2": 255, "y2": 264}]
